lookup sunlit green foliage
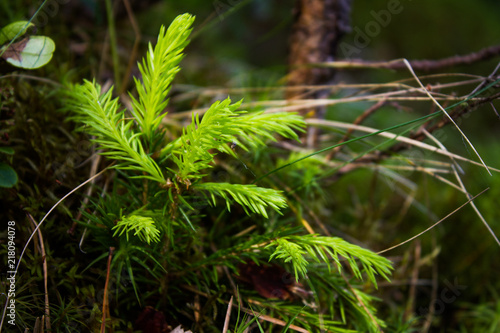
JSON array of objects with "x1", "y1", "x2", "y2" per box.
[
  {"x1": 58, "y1": 13, "x2": 395, "y2": 332},
  {"x1": 2, "y1": 11, "x2": 400, "y2": 333}
]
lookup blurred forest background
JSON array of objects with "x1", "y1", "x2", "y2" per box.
[{"x1": 1, "y1": 0, "x2": 500, "y2": 332}]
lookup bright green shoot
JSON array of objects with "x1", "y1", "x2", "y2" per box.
[
  {"x1": 61, "y1": 12, "x2": 395, "y2": 331},
  {"x1": 65, "y1": 13, "x2": 306, "y2": 243},
  {"x1": 267, "y1": 235, "x2": 393, "y2": 287},
  {"x1": 130, "y1": 13, "x2": 195, "y2": 144}
]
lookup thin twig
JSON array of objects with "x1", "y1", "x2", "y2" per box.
[
  {"x1": 491, "y1": 102, "x2": 500, "y2": 120},
  {"x1": 169, "y1": 74, "x2": 485, "y2": 103},
  {"x1": 306, "y1": 118, "x2": 500, "y2": 173},
  {"x1": 468, "y1": 61, "x2": 500, "y2": 96},
  {"x1": 100, "y1": 247, "x2": 115, "y2": 333},
  {"x1": 452, "y1": 164, "x2": 500, "y2": 246},
  {"x1": 181, "y1": 285, "x2": 310, "y2": 333},
  {"x1": 401, "y1": 58, "x2": 491, "y2": 175},
  {"x1": 222, "y1": 296, "x2": 233, "y2": 333},
  {"x1": 27, "y1": 213, "x2": 51, "y2": 331},
  {"x1": 326, "y1": 98, "x2": 386, "y2": 160},
  {"x1": 16, "y1": 168, "x2": 109, "y2": 273},
  {"x1": 423, "y1": 129, "x2": 500, "y2": 246},
  {"x1": 402, "y1": 91, "x2": 500, "y2": 145},
  {"x1": 245, "y1": 300, "x2": 310, "y2": 333},
  {"x1": 320, "y1": 44, "x2": 500, "y2": 71},
  {"x1": 172, "y1": 95, "x2": 481, "y2": 119}
]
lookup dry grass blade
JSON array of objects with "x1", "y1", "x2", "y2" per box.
[
  {"x1": 181, "y1": 284, "x2": 310, "y2": 333},
  {"x1": 242, "y1": 304, "x2": 310, "y2": 333},
  {"x1": 306, "y1": 118, "x2": 500, "y2": 173},
  {"x1": 168, "y1": 74, "x2": 486, "y2": 105},
  {"x1": 401, "y1": 58, "x2": 491, "y2": 176},
  {"x1": 222, "y1": 296, "x2": 233, "y2": 333},
  {"x1": 451, "y1": 165, "x2": 500, "y2": 246},
  {"x1": 377, "y1": 188, "x2": 489, "y2": 254},
  {"x1": 423, "y1": 129, "x2": 500, "y2": 247},
  {"x1": 0, "y1": 166, "x2": 110, "y2": 331}
]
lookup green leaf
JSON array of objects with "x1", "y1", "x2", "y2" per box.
[
  {"x1": 1, "y1": 36, "x2": 55, "y2": 69},
  {"x1": 0, "y1": 147, "x2": 14, "y2": 155},
  {"x1": 0, "y1": 21, "x2": 33, "y2": 45},
  {"x1": 0, "y1": 162, "x2": 18, "y2": 188}
]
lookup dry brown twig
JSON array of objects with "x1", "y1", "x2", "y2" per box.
[
  {"x1": 100, "y1": 247, "x2": 115, "y2": 333},
  {"x1": 326, "y1": 97, "x2": 387, "y2": 160},
  {"x1": 181, "y1": 285, "x2": 310, "y2": 333},
  {"x1": 222, "y1": 296, "x2": 233, "y2": 333},
  {"x1": 27, "y1": 213, "x2": 51, "y2": 331},
  {"x1": 318, "y1": 44, "x2": 500, "y2": 71}
]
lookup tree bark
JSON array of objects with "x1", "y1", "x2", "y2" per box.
[{"x1": 287, "y1": 0, "x2": 352, "y2": 103}]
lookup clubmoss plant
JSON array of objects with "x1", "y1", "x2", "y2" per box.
[{"x1": 64, "y1": 13, "x2": 394, "y2": 332}]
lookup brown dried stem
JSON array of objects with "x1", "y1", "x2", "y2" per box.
[{"x1": 320, "y1": 44, "x2": 500, "y2": 72}]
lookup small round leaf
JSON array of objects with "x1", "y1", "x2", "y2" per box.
[
  {"x1": 0, "y1": 162, "x2": 18, "y2": 188},
  {"x1": 2, "y1": 36, "x2": 55, "y2": 69}
]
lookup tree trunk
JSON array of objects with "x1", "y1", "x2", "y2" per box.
[{"x1": 287, "y1": 0, "x2": 352, "y2": 101}]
